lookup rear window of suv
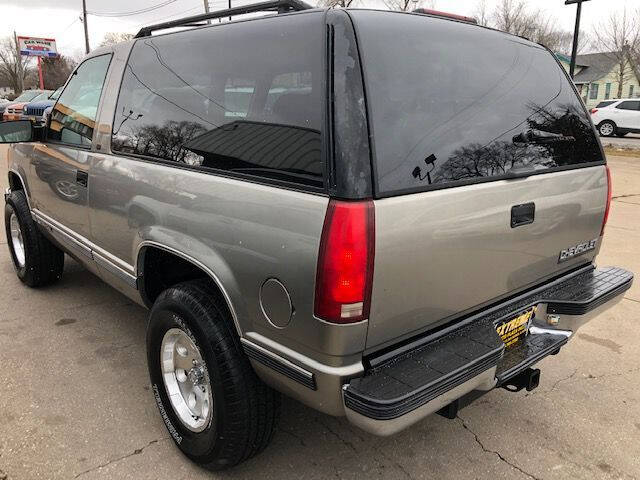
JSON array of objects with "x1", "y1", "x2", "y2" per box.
[
  {"x1": 112, "y1": 13, "x2": 325, "y2": 190},
  {"x1": 350, "y1": 11, "x2": 603, "y2": 197}
]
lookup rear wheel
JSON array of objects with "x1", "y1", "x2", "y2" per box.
[
  {"x1": 598, "y1": 121, "x2": 616, "y2": 137},
  {"x1": 4, "y1": 190, "x2": 64, "y2": 287},
  {"x1": 146, "y1": 279, "x2": 280, "y2": 470}
]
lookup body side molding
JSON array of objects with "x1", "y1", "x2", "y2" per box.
[{"x1": 241, "y1": 338, "x2": 316, "y2": 390}]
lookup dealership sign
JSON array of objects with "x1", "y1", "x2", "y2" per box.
[{"x1": 17, "y1": 36, "x2": 58, "y2": 57}]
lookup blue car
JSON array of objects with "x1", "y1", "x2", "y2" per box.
[{"x1": 22, "y1": 88, "x2": 62, "y2": 125}]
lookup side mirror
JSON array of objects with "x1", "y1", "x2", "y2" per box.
[{"x1": 0, "y1": 120, "x2": 33, "y2": 143}]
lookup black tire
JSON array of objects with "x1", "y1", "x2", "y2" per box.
[
  {"x1": 598, "y1": 120, "x2": 616, "y2": 137},
  {"x1": 4, "y1": 190, "x2": 64, "y2": 287},
  {"x1": 146, "y1": 279, "x2": 280, "y2": 470}
]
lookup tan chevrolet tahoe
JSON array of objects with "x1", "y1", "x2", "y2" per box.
[{"x1": 0, "y1": 0, "x2": 633, "y2": 470}]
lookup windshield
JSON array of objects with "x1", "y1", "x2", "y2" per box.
[
  {"x1": 351, "y1": 11, "x2": 603, "y2": 196},
  {"x1": 13, "y1": 90, "x2": 43, "y2": 102},
  {"x1": 30, "y1": 91, "x2": 52, "y2": 103},
  {"x1": 50, "y1": 88, "x2": 62, "y2": 100}
]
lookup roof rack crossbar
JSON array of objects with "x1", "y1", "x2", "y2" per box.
[{"x1": 135, "y1": 0, "x2": 313, "y2": 38}]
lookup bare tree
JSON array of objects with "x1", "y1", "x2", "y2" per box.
[
  {"x1": 474, "y1": 0, "x2": 490, "y2": 27},
  {"x1": 593, "y1": 8, "x2": 640, "y2": 98},
  {"x1": 556, "y1": 31, "x2": 592, "y2": 56},
  {"x1": 42, "y1": 55, "x2": 77, "y2": 90},
  {"x1": 492, "y1": 0, "x2": 530, "y2": 36},
  {"x1": 476, "y1": 0, "x2": 574, "y2": 53},
  {"x1": 99, "y1": 32, "x2": 135, "y2": 47},
  {"x1": 0, "y1": 36, "x2": 32, "y2": 95},
  {"x1": 320, "y1": 0, "x2": 358, "y2": 6},
  {"x1": 384, "y1": 1, "x2": 425, "y2": 12}
]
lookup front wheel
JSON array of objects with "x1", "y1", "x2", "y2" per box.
[
  {"x1": 598, "y1": 121, "x2": 616, "y2": 137},
  {"x1": 4, "y1": 190, "x2": 64, "y2": 287},
  {"x1": 146, "y1": 280, "x2": 280, "y2": 470}
]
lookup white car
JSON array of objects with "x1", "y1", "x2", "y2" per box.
[{"x1": 590, "y1": 98, "x2": 640, "y2": 137}]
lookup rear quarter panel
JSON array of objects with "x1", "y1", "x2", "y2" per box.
[{"x1": 88, "y1": 36, "x2": 366, "y2": 365}]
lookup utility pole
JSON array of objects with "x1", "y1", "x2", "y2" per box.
[
  {"x1": 203, "y1": 0, "x2": 211, "y2": 24},
  {"x1": 565, "y1": 0, "x2": 591, "y2": 79},
  {"x1": 13, "y1": 30, "x2": 23, "y2": 94},
  {"x1": 82, "y1": 0, "x2": 90, "y2": 54}
]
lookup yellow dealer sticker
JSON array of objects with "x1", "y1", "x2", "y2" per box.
[{"x1": 495, "y1": 307, "x2": 537, "y2": 348}]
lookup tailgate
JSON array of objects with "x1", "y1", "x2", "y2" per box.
[
  {"x1": 367, "y1": 166, "x2": 607, "y2": 348},
  {"x1": 347, "y1": 11, "x2": 608, "y2": 350}
]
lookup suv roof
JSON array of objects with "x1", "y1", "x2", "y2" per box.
[{"x1": 135, "y1": 0, "x2": 314, "y2": 38}]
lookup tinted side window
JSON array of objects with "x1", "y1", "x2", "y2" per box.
[
  {"x1": 49, "y1": 54, "x2": 111, "y2": 147},
  {"x1": 596, "y1": 101, "x2": 615, "y2": 108},
  {"x1": 351, "y1": 11, "x2": 603, "y2": 196},
  {"x1": 112, "y1": 13, "x2": 325, "y2": 189},
  {"x1": 616, "y1": 101, "x2": 640, "y2": 111}
]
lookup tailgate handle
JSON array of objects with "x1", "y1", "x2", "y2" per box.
[{"x1": 511, "y1": 203, "x2": 535, "y2": 228}]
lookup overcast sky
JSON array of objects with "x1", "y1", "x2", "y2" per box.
[{"x1": 1, "y1": 0, "x2": 638, "y2": 59}]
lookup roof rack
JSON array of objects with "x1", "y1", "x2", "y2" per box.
[{"x1": 135, "y1": 0, "x2": 313, "y2": 38}]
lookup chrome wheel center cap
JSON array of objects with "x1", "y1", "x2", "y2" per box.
[{"x1": 188, "y1": 365, "x2": 205, "y2": 386}]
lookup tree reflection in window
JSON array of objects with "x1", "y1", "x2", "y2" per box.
[{"x1": 417, "y1": 102, "x2": 602, "y2": 185}]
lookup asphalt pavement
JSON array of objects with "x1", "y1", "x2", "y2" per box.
[
  {"x1": 0, "y1": 146, "x2": 639, "y2": 479},
  {"x1": 599, "y1": 132, "x2": 640, "y2": 150}
]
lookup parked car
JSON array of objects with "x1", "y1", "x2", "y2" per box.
[
  {"x1": 2, "y1": 90, "x2": 49, "y2": 122},
  {"x1": 0, "y1": 1, "x2": 633, "y2": 471},
  {"x1": 590, "y1": 98, "x2": 640, "y2": 137},
  {"x1": 22, "y1": 88, "x2": 62, "y2": 125},
  {"x1": 0, "y1": 98, "x2": 9, "y2": 117}
]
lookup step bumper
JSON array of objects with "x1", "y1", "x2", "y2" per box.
[{"x1": 343, "y1": 266, "x2": 633, "y2": 436}]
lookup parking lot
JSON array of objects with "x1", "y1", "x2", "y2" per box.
[
  {"x1": 600, "y1": 133, "x2": 640, "y2": 150},
  {"x1": 0, "y1": 145, "x2": 639, "y2": 480}
]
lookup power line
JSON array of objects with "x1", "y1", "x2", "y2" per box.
[
  {"x1": 87, "y1": 0, "x2": 178, "y2": 17},
  {"x1": 129, "y1": 5, "x2": 204, "y2": 29}
]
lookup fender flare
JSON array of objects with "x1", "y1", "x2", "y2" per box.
[{"x1": 135, "y1": 240, "x2": 243, "y2": 337}]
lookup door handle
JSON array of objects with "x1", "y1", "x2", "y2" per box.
[
  {"x1": 76, "y1": 170, "x2": 88, "y2": 188},
  {"x1": 511, "y1": 202, "x2": 535, "y2": 228}
]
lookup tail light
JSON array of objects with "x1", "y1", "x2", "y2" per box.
[
  {"x1": 314, "y1": 200, "x2": 375, "y2": 324},
  {"x1": 590, "y1": 108, "x2": 598, "y2": 114},
  {"x1": 601, "y1": 165, "x2": 612, "y2": 236}
]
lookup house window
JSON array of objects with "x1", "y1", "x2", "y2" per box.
[
  {"x1": 631, "y1": 85, "x2": 635, "y2": 98},
  {"x1": 590, "y1": 83, "x2": 599, "y2": 100},
  {"x1": 605, "y1": 83, "x2": 611, "y2": 99}
]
